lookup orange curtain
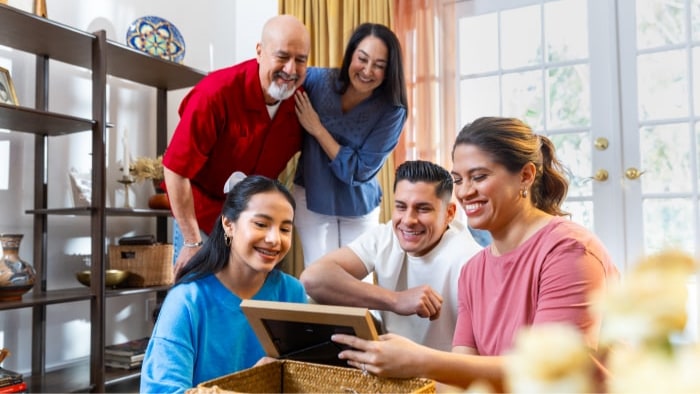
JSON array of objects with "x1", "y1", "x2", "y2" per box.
[
  {"x1": 393, "y1": 0, "x2": 456, "y2": 168},
  {"x1": 278, "y1": 0, "x2": 395, "y2": 277}
]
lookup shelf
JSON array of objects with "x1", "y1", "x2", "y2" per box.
[
  {"x1": 0, "y1": 5, "x2": 205, "y2": 89},
  {"x1": 0, "y1": 288, "x2": 90, "y2": 311},
  {"x1": 0, "y1": 104, "x2": 94, "y2": 135},
  {"x1": 24, "y1": 361, "x2": 140, "y2": 393},
  {"x1": 0, "y1": 286, "x2": 170, "y2": 312},
  {"x1": 106, "y1": 208, "x2": 172, "y2": 217},
  {"x1": 106, "y1": 40, "x2": 206, "y2": 90},
  {"x1": 107, "y1": 285, "x2": 170, "y2": 297},
  {"x1": 26, "y1": 207, "x2": 171, "y2": 217},
  {"x1": 0, "y1": 4, "x2": 94, "y2": 69}
]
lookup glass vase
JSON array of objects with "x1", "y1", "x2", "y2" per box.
[{"x1": 0, "y1": 233, "x2": 36, "y2": 301}]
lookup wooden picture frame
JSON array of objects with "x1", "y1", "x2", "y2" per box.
[
  {"x1": 241, "y1": 300, "x2": 381, "y2": 366},
  {"x1": 0, "y1": 67, "x2": 19, "y2": 105}
]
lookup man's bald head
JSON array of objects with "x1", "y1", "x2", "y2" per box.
[{"x1": 256, "y1": 15, "x2": 310, "y2": 104}]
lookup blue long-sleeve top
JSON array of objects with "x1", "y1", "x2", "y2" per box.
[{"x1": 294, "y1": 67, "x2": 407, "y2": 216}]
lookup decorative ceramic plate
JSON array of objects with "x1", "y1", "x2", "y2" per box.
[{"x1": 126, "y1": 16, "x2": 186, "y2": 63}]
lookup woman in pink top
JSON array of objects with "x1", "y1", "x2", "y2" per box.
[{"x1": 330, "y1": 116, "x2": 619, "y2": 391}]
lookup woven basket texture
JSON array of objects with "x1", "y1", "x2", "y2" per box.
[
  {"x1": 108, "y1": 244, "x2": 173, "y2": 287},
  {"x1": 192, "y1": 360, "x2": 436, "y2": 393}
]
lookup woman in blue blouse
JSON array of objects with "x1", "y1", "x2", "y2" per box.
[{"x1": 294, "y1": 23, "x2": 408, "y2": 268}]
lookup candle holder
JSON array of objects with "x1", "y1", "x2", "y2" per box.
[{"x1": 117, "y1": 175, "x2": 134, "y2": 209}]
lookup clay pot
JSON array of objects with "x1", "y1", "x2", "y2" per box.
[{"x1": 148, "y1": 193, "x2": 170, "y2": 210}]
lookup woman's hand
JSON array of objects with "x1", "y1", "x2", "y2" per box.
[
  {"x1": 331, "y1": 333, "x2": 428, "y2": 378},
  {"x1": 294, "y1": 91, "x2": 323, "y2": 137}
]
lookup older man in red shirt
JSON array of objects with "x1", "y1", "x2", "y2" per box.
[{"x1": 163, "y1": 15, "x2": 310, "y2": 273}]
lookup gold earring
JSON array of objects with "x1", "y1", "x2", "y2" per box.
[{"x1": 224, "y1": 233, "x2": 231, "y2": 246}]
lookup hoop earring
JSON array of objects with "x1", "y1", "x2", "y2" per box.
[
  {"x1": 224, "y1": 233, "x2": 231, "y2": 246},
  {"x1": 521, "y1": 189, "x2": 528, "y2": 198}
]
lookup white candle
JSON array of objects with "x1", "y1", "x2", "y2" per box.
[{"x1": 122, "y1": 130, "x2": 130, "y2": 177}]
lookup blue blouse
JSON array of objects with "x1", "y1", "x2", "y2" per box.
[{"x1": 294, "y1": 67, "x2": 407, "y2": 216}]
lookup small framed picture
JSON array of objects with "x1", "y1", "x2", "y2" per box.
[
  {"x1": 0, "y1": 66, "x2": 19, "y2": 105},
  {"x1": 241, "y1": 299, "x2": 382, "y2": 366}
]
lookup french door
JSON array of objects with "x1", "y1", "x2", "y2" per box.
[{"x1": 454, "y1": 0, "x2": 700, "y2": 342}]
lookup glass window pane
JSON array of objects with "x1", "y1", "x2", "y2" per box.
[
  {"x1": 636, "y1": 0, "x2": 686, "y2": 49},
  {"x1": 501, "y1": 70, "x2": 543, "y2": 130},
  {"x1": 547, "y1": 65, "x2": 591, "y2": 128},
  {"x1": 643, "y1": 198, "x2": 696, "y2": 254},
  {"x1": 501, "y1": 5, "x2": 541, "y2": 69},
  {"x1": 550, "y1": 132, "x2": 592, "y2": 198},
  {"x1": 562, "y1": 200, "x2": 594, "y2": 232},
  {"x1": 692, "y1": 48, "x2": 700, "y2": 115},
  {"x1": 459, "y1": 77, "x2": 500, "y2": 128},
  {"x1": 545, "y1": 0, "x2": 588, "y2": 62},
  {"x1": 693, "y1": 1, "x2": 700, "y2": 40},
  {"x1": 637, "y1": 50, "x2": 688, "y2": 120},
  {"x1": 640, "y1": 123, "x2": 693, "y2": 193},
  {"x1": 459, "y1": 13, "x2": 499, "y2": 75},
  {"x1": 697, "y1": 123, "x2": 700, "y2": 185}
]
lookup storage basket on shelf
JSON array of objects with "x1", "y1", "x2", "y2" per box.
[
  {"x1": 108, "y1": 244, "x2": 173, "y2": 287},
  {"x1": 189, "y1": 359, "x2": 435, "y2": 393}
]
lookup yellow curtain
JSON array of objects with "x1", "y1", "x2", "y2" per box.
[
  {"x1": 278, "y1": 0, "x2": 396, "y2": 277},
  {"x1": 393, "y1": 0, "x2": 456, "y2": 168}
]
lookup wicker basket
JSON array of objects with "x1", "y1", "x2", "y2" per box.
[
  {"x1": 190, "y1": 360, "x2": 435, "y2": 393},
  {"x1": 108, "y1": 244, "x2": 173, "y2": 287}
]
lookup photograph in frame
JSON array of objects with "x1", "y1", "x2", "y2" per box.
[
  {"x1": 241, "y1": 300, "x2": 383, "y2": 367},
  {"x1": 0, "y1": 66, "x2": 19, "y2": 105}
]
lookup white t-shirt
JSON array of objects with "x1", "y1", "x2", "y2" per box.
[{"x1": 347, "y1": 218, "x2": 483, "y2": 351}]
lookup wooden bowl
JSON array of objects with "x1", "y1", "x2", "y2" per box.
[{"x1": 76, "y1": 269, "x2": 129, "y2": 287}]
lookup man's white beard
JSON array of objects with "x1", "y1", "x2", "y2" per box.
[{"x1": 267, "y1": 81, "x2": 296, "y2": 101}]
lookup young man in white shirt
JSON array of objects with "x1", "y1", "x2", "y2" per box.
[{"x1": 300, "y1": 160, "x2": 483, "y2": 351}]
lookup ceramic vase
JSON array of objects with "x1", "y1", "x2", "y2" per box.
[{"x1": 0, "y1": 233, "x2": 36, "y2": 301}]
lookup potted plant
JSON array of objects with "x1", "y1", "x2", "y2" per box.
[{"x1": 129, "y1": 155, "x2": 169, "y2": 209}]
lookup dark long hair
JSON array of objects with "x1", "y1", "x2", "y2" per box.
[
  {"x1": 394, "y1": 160, "x2": 453, "y2": 204},
  {"x1": 336, "y1": 23, "x2": 407, "y2": 108},
  {"x1": 175, "y1": 175, "x2": 295, "y2": 284},
  {"x1": 452, "y1": 117, "x2": 569, "y2": 216}
]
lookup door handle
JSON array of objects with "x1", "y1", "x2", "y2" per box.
[
  {"x1": 624, "y1": 167, "x2": 645, "y2": 180},
  {"x1": 590, "y1": 169, "x2": 609, "y2": 182},
  {"x1": 594, "y1": 137, "x2": 609, "y2": 151}
]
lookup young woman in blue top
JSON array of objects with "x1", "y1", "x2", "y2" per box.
[
  {"x1": 140, "y1": 175, "x2": 306, "y2": 393},
  {"x1": 293, "y1": 23, "x2": 408, "y2": 268}
]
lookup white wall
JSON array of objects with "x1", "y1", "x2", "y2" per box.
[{"x1": 0, "y1": 0, "x2": 276, "y2": 374}]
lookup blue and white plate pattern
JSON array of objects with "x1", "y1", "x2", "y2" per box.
[{"x1": 126, "y1": 15, "x2": 186, "y2": 63}]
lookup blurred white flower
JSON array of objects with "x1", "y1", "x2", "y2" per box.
[{"x1": 505, "y1": 323, "x2": 593, "y2": 393}]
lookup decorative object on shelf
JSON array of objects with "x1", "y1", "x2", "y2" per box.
[
  {"x1": 129, "y1": 155, "x2": 170, "y2": 209},
  {"x1": 0, "y1": 66, "x2": 19, "y2": 106},
  {"x1": 0, "y1": 234, "x2": 36, "y2": 302},
  {"x1": 104, "y1": 337, "x2": 149, "y2": 370},
  {"x1": 108, "y1": 244, "x2": 174, "y2": 287},
  {"x1": 32, "y1": 0, "x2": 46, "y2": 17},
  {"x1": 0, "y1": 354, "x2": 25, "y2": 392},
  {"x1": 117, "y1": 175, "x2": 134, "y2": 209},
  {"x1": 75, "y1": 269, "x2": 129, "y2": 288},
  {"x1": 68, "y1": 167, "x2": 92, "y2": 207},
  {"x1": 125, "y1": 16, "x2": 186, "y2": 64}
]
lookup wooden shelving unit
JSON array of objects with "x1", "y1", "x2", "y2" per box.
[{"x1": 0, "y1": 4, "x2": 205, "y2": 392}]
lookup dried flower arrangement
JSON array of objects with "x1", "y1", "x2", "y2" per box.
[{"x1": 129, "y1": 155, "x2": 164, "y2": 183}]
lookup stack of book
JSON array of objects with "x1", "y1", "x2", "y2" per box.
[
  {"x1": 0, "y1": 367, "x2": 25, "y2": 393},
  {"x1": 105, "y1": 337, "x2": 150, "y2": 370}
]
